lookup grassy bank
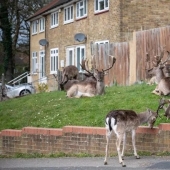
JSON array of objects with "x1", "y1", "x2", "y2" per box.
[{"x1": 0, "y1": 83, "x2": 169, "y2": 131}]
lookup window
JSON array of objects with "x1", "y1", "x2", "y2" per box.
[
  {"x1": 50, "y1": 48, "x2": 59, "y2": 74},
  {"x1": 95, "y1": 40, "x2": 109, "y2": 55},
  {"x1": 64, "y1": 5, "x2": 74, "y2": 24},
  {"x1": 32, "y1": 52, "x2": 38, "y2": 73},
  {"x1": 95, "y1": 40, "x2": 109, "y2": 46},
  {"x1": 76, "y1": 0, "x2": 87, "y2": 19},
  {"x1": 39, "y1": 51, "x2": 45, "y2": 78},
  {"x1": 32, "y1": 20, "x2": 38, "y2": 35},
  {"x1": 76, "y1": 46, "x2": 85, "y2": 72},
  {"x1": 51, "y1": 11, "x2": 59, "y2": 28},
  {"x1": 39, "y1": 18, "x2": 45, "y2": 32},
  {"x1": 66, "y1": 48, "x2": 74, "y2": 66},
  {"x1": 95, "y1": 0, "x2": 109, "y2": 13}
]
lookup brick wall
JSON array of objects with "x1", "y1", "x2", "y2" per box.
[
  {"x1": 0, "y1": 124, "x2": 170, "y2": 157},
  {"x1": 120, "y1": 0, "x2": 170, "y2": 41}
]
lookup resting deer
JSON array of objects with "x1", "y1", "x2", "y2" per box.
[
  {"x1": 148, "y1": 51, "x2": 170, "y2": 96},
  {"x1": 158, "y1": 98, "x2": 170, "y2": 119},
  {"x1": 146, "y1": 48, "x2": 164, "y2": 85},
  {"x1": 104, "y1": 107, "x2": 160, "y2": 167},
  {"x1": 60, "y1": 65, "x2": 79, "y2": 88},
  {"x1": 66, "y1": 56, "x2": 116, "y2": 98}
]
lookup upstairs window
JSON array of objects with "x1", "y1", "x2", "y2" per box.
[
  {"x1": 95, "y1": 0, "x2": 109, "y2": 13},
  {"x1": 64, "y1": 5, "x2": 74, "y2": 24},
  {"x1": 32, "y1": 20, "x2": 38, "y2": 35},
  {"x1": 50, "y1": 48, "x2": 59, "y2": 74},
  {"x1": 51, "y1": 11, "x2": 59, "y2": 28},
  {"x1": 39, "y1": 18, "x2": 45, "y2": 32},
  {"x1": 76, "y1": 0, "x2": 87, "y2": 19}
]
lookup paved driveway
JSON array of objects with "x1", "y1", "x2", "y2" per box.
[{"x1": 0, "y1": 156, "x2": 170, "y2": 170}]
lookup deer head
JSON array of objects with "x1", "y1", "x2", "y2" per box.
[
  {"x1": 147, "y1": 51, "x2": 170, "y2": 83},
  {"x1": 158, "y1": 98, "x2": 170, "y2": 119},
  {"x1": 80, "y1": 55, "x2": 116, "y2": 83},
  {"x1": 60, "y1": 65, "x2": 79, "y2": 88}
]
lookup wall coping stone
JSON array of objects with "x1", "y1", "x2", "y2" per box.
[{"x1": 0, "y1": 123, "x2": 170, "y2": 137}]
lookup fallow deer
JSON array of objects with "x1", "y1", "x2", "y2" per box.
[
  {"x1": 158, "y1": 98, "x2": 170, "y2": 119},
  {"x1": 60, "y1": 65, "x2": 79, "y2": 88},
  {"x1": 104, "y1": 107, "x2": 160, "y2": 167},
  {"x1": 146, "y1": 48, "x2": 164, "y2": 85},
  {"x1": 148, "y1": 51, "x2": 170, "y2": 96},
  {"x1": 66, "y1": 56, "x2": 116, "y2": 98}
]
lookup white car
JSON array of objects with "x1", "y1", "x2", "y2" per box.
[{"x1": 0, "y1": 83, "x2": 36, "y2": 98}]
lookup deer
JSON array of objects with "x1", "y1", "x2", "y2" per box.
[
  {"x1": 60, "y1": 65, "x2": 79, "y2": 89},
  {"x1": 104, "y1": 107, "x2": 160, "y2": 167},
  {"x1": 66, "y1": 56, "x2": 116, "y2": 98},
  {"x1": 146, "y1": 48, "x2": 164, "y2": 85},
  {"x1": 158, "y1": 98, "x2": 170, "y2": 119},
  {"x1": 148, "y1": 51, "x2": 170, "y2": 96}
]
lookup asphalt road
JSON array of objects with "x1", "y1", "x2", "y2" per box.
[{"x1": 0, "y1": 156, "x2": 170, "y2": 170}]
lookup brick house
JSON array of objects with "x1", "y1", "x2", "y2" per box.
[{"x1": 27, "y1": 0, "x2": 170, "y2": 91}]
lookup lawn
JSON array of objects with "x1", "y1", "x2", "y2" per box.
[{"x1": 0, "y1": 83, "x2": 169, "y2": 131}]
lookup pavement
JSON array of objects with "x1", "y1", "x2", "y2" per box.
[{"x1": 0, "y1": 156, "x2": 170, "y2": 170}]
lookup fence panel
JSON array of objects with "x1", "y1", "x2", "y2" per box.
[
  {"x1": 93, "y1": 42, "x2": 130, "y2": 86},
  {"x1": 136, "y1": 26, "x2": 170, "y2": 82}
]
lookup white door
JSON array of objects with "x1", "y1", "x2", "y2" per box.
[
  {"x1": 39, "y1": 51, "x2": 45, "y2": 80},
  {"x1": 66, "y1": 48, "x2": 74, "y2": 66}
]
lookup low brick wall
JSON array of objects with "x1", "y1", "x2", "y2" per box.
[{"x1": 0, "y1": 124, "x2": 170, "y2": 156}]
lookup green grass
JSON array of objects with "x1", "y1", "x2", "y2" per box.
[{"x1": 0, "y1": 83, "x2": 169, "y2": 131}]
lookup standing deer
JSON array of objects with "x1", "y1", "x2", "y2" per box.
[
  {"x1": 60, "y1": 65, "x2": 79, "y2": 90},
  {"x1": 148, "y1": 51, "x2": 170, "y2": 95},
  {"x1": 104, "y1": 107, "x2": 160, "y2": 167},
  {"x1": 158, "y1": 98, "x2": 170, "y2": 119},
  {"x1": 66, "y1": 56, "x2": 116, "y2": 98}
]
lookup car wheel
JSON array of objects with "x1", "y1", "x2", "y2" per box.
[{"x1": 19, "y1": 89, "x2": 31, "y2": 96}]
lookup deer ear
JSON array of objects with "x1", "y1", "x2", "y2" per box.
[{"x1": 152, "y1": 117, "x2": 156, "y2": 121}]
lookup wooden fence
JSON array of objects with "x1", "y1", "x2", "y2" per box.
[{"x1": 91, "y1": 26, "x2": 170, "y2": 86}]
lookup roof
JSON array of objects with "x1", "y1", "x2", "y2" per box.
[{"x1": 27, "y1": 0, "x2": 73, "y2": 21}]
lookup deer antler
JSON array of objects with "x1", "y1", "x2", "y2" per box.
[
  {"x1": 80, "y1": 58, "x2": 93, "y2": 76},
  {"x1": 102, "y1": 55, "x2": 116, "y2": 72},
  {"x1": 161, "y1": 51, "x2": 170, "y2": 65},
  {"x1": 157, "y1": 98, "x2": 170, "y2": 117}
]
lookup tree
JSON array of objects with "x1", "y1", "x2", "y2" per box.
[
  {"x1": 0, "y1": 1, "x2": 13, "y2": 81},
  {"x1": 0, "y1": 0, "x2": 53, "y2": 82}
]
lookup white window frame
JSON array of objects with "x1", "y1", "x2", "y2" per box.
[
  {"x1": 75, "y1": 46, "x2": 85, "y2": 72},
  {"x1": 32, "y1": 52, "x2": 38, "y2": 74},
  {"x1": 64, "y1": 5, "x2": 74, "y2": 24},
  {"x1": 66, "y1": 48, "x2": 74, "y2": 66},
  {"x1": 95, "y1": 40, "x2": 109, "y2": 45},
  {"x1": 39, "y1": 50, "x2": 45, "y2": 79},
  {"x1": 76, "y1": 0, "x2": 87, "y2": 19},
  {"x1": 51, "y1": 11, "x2": 59, "y2": 28},
  {"x1": 39, "y1": 18, "x2": 45, "y2": 32},
  {"x1": 50, "y1": 48, "x2": 59, "y2": 74},
  {"x1": 94, "y1": 0, "x2": 109, "y2": 13},
  {"x1": 95, "y1": 40, "x2": 109, "y2": 56},
  {"x1": 32, "y1": 20, "x2": 38, "y2": 35}
]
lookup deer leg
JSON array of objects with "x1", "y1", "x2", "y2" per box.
[
  {"x1": 104, "y1": 129, "x2": 112, "y2": 165},
  {"x1": 116, "y1": 134, "x2": 126, "y2": 167},
  {"x1": 132, "y1": 130, "x2": 140, "y2": 159},
  {"x1": 121, "y1": 133, "x2": 126, "y2": 160}
]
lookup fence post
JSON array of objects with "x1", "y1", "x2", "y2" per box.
[{"x1": 57, "y1": 70, "x2": 62, "y2": 91}]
